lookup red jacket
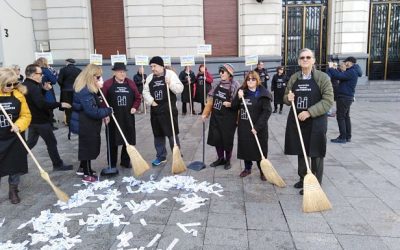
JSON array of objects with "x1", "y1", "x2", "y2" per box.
[
  {"x1": 101, "y1": 77, "x2": 141, "y2": 109},
  {"x1": 194, "y1": 70, "x2": 213, "y2": 97}
]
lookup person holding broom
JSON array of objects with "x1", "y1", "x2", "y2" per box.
[
  {"x1": 231, "y1": 71, "x2": 272, "y2": 180},
  {"x1": 283, "y1": 48, "x2": 333, "y2": 195},
  {"x1": 271, "y1": 66, "x2": 289, "y2": 114},
  {"x1": 179, "y1": 66, "x2": 196, "y2": 115},
  {"x1": 143, "y1": 56, "x2": 184, "y2": 166},
  {"x1": 0, "y1": 67, "x2": 31, "y2": 204},
  {"x1": 194, "y1": 64, "x2": 213, "y2": 114},
  {"x1": 70, "y1": 64, "x2": 113, "y2": 182},
  {"x1": 101, "y1": 62, "x2": 141, "y2": 173},
  {"x1": 202, "y1": 63, "x2": 241, "y2": 170}
]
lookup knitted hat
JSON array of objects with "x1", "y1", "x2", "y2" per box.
[
  {"x1": 149, "y1": 56, "x2": 164, "y2": 67},
  {"x1": 65, "y1": 58, "x2": 75, "y2": 64},
  {"x1": 219, "y1": 63, "x2": 235, "y2": 76},
  {"x1": 112, "y1": 62, "x2": 127, "y2": 71}
]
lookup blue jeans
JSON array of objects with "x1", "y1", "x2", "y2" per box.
[
  {"x1": 0, "y1": 174, "x2": 21, "y2": 185},
  {"x1": 154, "y1": 135, "x2": 180, "y2": 160}
]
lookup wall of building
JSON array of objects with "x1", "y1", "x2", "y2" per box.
[
  {"x1": 0, "y1": 1, "x2": 36, "y2": 68},
  {"x1": 125, "y1": 0, "x2": 204, "y2": 57}
]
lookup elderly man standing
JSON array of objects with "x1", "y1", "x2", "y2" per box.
[
  {"x1": 327, "y1": 56, "x2": 362, "y2": 143},
  {"x1": 143, "y1": 56, "x2": 184, "y2": 166},
  {"x1": 283, "y1": 48, "x2": 333, "y2": 195}
]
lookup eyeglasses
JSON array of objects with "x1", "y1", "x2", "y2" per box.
[
  {"x1": 5, "y1": 82, "x2": 20, "y2": 88},
  {"x1": 219, "y1": 70, "x2": 225, "y2": 74},
  {"x1": 35, "y1": 72, "x2": 43, "y2": 76},
  {"x1": 95, "y1": 75, "x2": 102, "y2": 80},
  {"x1": 247, "y1": 78, "x2": 256, "y2": 82},
  {"x1": 299, "y1": 56, "x2": 312, "y2": 60}
]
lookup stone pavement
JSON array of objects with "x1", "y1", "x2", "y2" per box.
[{"x1": 0, "y1": 101, "x2": 400, "y2": 250}]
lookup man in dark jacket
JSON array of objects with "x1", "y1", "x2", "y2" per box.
[
  {"x1": 327, "y1": 56, "x2": 362, "y2": 143},
  {"x1": 254, "y1": 61, "x2": 270, "y2": 89},
  {"x1": 58, "y1": 58, "x2": 81, "y2": 125},
  {"x1": 23, "y1": 64, "x2": 73, "y2": 171}
]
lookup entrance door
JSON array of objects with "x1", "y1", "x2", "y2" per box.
[
  {"x1": 282, "y1": 1, "x2": 328, "y2": 75},
  {"x1": 368, "y1": 1, "x2": 400, "y2": 80}
]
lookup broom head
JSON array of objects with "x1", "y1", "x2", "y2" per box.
[
  {"x1": 40, "y1": 171, "x2": 69, "y2": 202},
  {"x1": 260, "y1": 158, "x2": 286, "y2": 188},
  {"x1": 172, "y1": 145, "x2": 186, "y2": 174},
  {"x1": 303, "y1": 172, "x2": 332, "y2": 212},
  {"x1": 126, "y1": 144, "x2": 150, "y2": 176}
]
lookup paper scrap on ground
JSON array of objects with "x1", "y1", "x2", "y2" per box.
[
  {"x1": 117, "y1": 231, "x2": 133, "y2": 248},
  {"x1": 125, "y1": 199, "x2": 156, "y2": 214},
  {"x1": 174, "y1": 193, "x2": 208, "y2": 213},
  {"x1": 139, "y1": 218, "x2": 147, "y2": 226},
  {"x1": 146, "y1": 234, "x2": 161, "y2": 247},
  {"x1": 0, "y1": 218, "x2": 4, "y2": 227},
  {"x1": 177, "y1": 222, "x2": 201, "y2": 237},
  {"x1": 166, "y1": 238, "x2": 179, "y2": 250},
  {"x1": 0, "y1": 240, "x2": 29, "y2": 250}
]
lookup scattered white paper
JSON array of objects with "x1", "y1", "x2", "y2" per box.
[
  {"x1": 139, "y1": 218, "x2": 147, "y2": 226},
  {"x1": 166, "y1": 238, "x2": 179, "y2": 250},
  {"x1": 155, "y1": 198, "x2": 168, "y2": 206},
  {"x1": 117, "y1": 231, "x2": 133, "y2": 248},
  {"x1": 125, "y1": 200, "x2": 156, "y2": 214},
  {"x1": 0, "y1": 217, "x2": 5, "y2": 227},
  {"x1": 174, "y1": 193, "x2": 208, "y2": 213},
  {"x1": 146, "y1": 234, "x2": 161, "y2": 247},
  {"x1": 176, "y1": 222, "x2": 201, "y2": 237},
  {"x1": 0, "y1": 240, "x2": 29, "y2": 250}
]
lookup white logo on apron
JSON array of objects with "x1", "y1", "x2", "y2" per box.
[
  {"x1": 297, "y1": 96, "x2": 308, "y2": 109},
  {"x1": 0, "y1": 114, "x2": 11, "y2": 128},
  {"x1": 154, "y1": 90, "x2": 163, "y2": 101},
  {"x1": 117, "y1": 96, "x2": 127, "y2": 106},
  {"x1": 213, "y1": 99, "x2": 222, "y2": 110},
  {"x1": 240, "y1": 108, "x2": 248, "y2": 120}
]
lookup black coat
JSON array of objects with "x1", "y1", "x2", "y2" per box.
[
  {"x1": 71, "y1": 87, "x2": 112, "y2": 160},
  {"x1": 58, "y1": 64, "x2": 81, "y2": 92},
  {"x1": 271, "y1": 74, "x2": 289, "y2": 105},
  {"x1": 133, "y1": 73, "x2": 147, "y2": 94},
  {"x1": 179, "y1": 70, "x2": 196, "y2": 103},
  {"x1": 232, "y1": 86, "x2": 272, "y2": 160}
]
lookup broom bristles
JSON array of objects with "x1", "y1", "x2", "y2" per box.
[
  {"x1": 40, "y1": 171, "x2": 69, "y2": 202},
  {"x1": 126, "y1": 144, "x2": 150, "y2": 176},
  {"x1": 303, "y1": 173, "x2": 332, "y2": 212},
  {"x1": 260, "y1": 158, "x2": 286, "y2": 188},
  {"x1": 172, "y1": 145, "x2": 186, "y2": 174}
]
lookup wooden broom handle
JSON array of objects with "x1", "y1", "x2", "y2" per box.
[
  {"x1": 165, "y1": 77, "x2": 178, "y2": 145},
  {"x1": 289, "y1": 91, "x2": 312, "y2": 172},
  {"x1": 98, "y1": 90, "x2": 129, "y2": 146},
  {"x1": 0, "y1": 104, "x2": 46, "y2": 173},
  {"x1": 240, "y1": 95, "x2": 265, "y2": 160}
]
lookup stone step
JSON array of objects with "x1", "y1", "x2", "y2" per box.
[{"x1": 355, "y1": 97, "x2": 400, "y2": 102}]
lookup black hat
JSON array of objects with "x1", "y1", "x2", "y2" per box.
[
  {"x1": 65, "y1": 58, "x2": 75, "y2": 64},
  {"x1": 149, "y1": 56, "x2": 164, "y2": 67},
  {"x1": 343, "y1": 56, "x2": 357, "y2": 64},
  {"x1": 112, "y1": 62, "x2": 127, "y2": 71}
]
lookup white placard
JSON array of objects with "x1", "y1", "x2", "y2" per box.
[
  {"x1": 135, "y1": 55, "x2": 149, "y2": 66},
  {"x1": 180, "y1": 55, "x2": 195, "y2": 67},
  {"x1": 35, "y1": 52, "x2": 53, "y2": 64},
  {"x1": 161, "y1": 55, "x2": 171, "y2": 66},
  {"x1": 197, "y1": 44, "x2": 212, "y2": 55},
  {"x1": 245, "y1": 55, "x2": 258, "y2": 66},
  {"x1": 111, "y1": 54, "x2": 127, "y2": 65},
  {"x1": 90, "y1": 54, "x2": 103, "y2": 65}
]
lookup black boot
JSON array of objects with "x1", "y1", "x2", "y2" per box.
[
  {"x1": 224, "y1": 160, "x2": 231, "y2": 170},
  {"x1": 273, "y1": 109, "x2": 277, "y2": 113},
  {"x1": 9, "y1": 184, "x2": 20, "y2": 204},
  {"x1": 210, "y1": 158, "x2": 226, "y2": 167}
]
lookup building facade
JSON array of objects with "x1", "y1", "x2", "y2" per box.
[{"x1": 0, "y1": 0, "x2": 399, "y2": 80}]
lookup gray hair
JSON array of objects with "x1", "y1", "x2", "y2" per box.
[{"x1": 298, "y1": 48, "x2": 315, "y2": 58}]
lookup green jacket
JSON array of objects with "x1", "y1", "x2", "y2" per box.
[{"x1": 283, "y1": 69, "x2": 334, "y2": 117}]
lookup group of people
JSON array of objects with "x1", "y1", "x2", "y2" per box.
[{"x1": 0, "y1": 48, "x2": 361, "y2": 204}]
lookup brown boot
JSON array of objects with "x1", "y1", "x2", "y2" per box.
[{"x1": 9, "y1": 184, "x2": 20, "y2": 204}]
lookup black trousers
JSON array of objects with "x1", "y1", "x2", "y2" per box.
[
  {"x1": 80, "y1": 160, "x2": 93, "y2": 175},
  {"x1": 27, "y1": 123, "x2": 63, "y2": 168},
  {"x1": 182, "y1": 102, "x2": 194, "y2": 114},
  {"x1": 274, "y1": 104, "x2": 283, "y2": 111},
  {"x1": 336, "y1": 97, "x2": 353, "y2": 140},
  {"x1": 108, "y1": 145, "x2": 130, "y2": 167},
  {"x1": 297, "y1": 155, "x2": 324, "y2": 184}
]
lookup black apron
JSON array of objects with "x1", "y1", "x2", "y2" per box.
[
  {"x1": 237, "y1": 90, "x2": 268, "y2": 161},
  {"x1": 149, "y1": 73, "x2": 179, "y2": 137},
  {"x1": 274, "y1": 75, "x2": 286, "y2": 105},
  {"x1": 284, "y1": 77, "x2": 327, "y2": 157},
  {"x1": 207, "y1": 83, "x2": 237, "y2": 150},
  {"x1": 194, "y1": 75, "x2": 210, "y2": 104},
  {"x1": 0, "y1": 93, "x2": 28, "y2": 177},
  {"x1": 107, "y1": 80, "x2": 136, "y2": 145}
]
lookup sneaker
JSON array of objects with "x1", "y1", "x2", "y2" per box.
[
  {"x1": 82, "y1": 175, "x2": 98, "y2": 183},
  {"x1": 224, "y1": 161, "x2": 231, "y2": 170},
  {"x1": 210, "y1": 158, "x2": 226, "y2": 168},
  {"x1": 293, "y1": 181, "x2": 303, "y2": 189},
  {"x1": 54, "y1": 164, "x2": 73, "y2": 171},
  {"x1": 152, "y1": 158, "x2": 167, "y2": 166},
  {"x1": 272, "y1": 109, "x2": 277, "y2": 113},
  {"x1": 76, "y1": 167, "x2": 96, "y2": 176},
  {"x1": 331, "y1": 137, "x2": 346, "y2": 143},
  {"x1": 239, "y1": 169, "x2": 251, "y2": 177}
]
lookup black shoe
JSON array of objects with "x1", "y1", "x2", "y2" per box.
[
  {"x1": 299, "y1": 189, "x2": 304, "y2": 195},
  {"x1": 224, "y1": 161, "x2": 231, "y2": 170},
  {"x1": 54, "y1": 164, "x2": 73, "y2": 171},
  {"x1": 346, "y1": 138, "x2": 351, "y2": 142},
  {"x1": 52, "y1": 126, "x2": 58, "y2": 131},
  {"x1": 273, "y1": 109, "x2": 277, "y2": 113},
  {"x1": 210, "y1": 158, "x2": 226, "y2": 167},
  {"x1": 293, "y1": 181, "x2": 303, "y2": 189},
  {"x1": 120, "y1": 162, "x2": 132, "y2": 168},
  {"x1": 279, "y1": 110, "x2": 282, "y2": 114},
  {"x1": 331, "y1": 137, "x2": 346, "y2": 143},
  {"x1": 197, "y1": 112, "x2": 203, "y2": 115}
]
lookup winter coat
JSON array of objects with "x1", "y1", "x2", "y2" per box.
[
  {"x1": 70, "y1": 87, "x2": 112, "y2": 160},
  {"x1": 254, "y1": 68, "x2": 270, "y2": 89},
  {"x1": 58, "y1": 64, "x2": 82, "y2": 92},
  {"x1": 179, "y1": 70, "x2": 196, "y2": 103},
  {"x1": 194, "y1": 70, "x2": 213, "y2": 103},
  {"x1": 327, "y1": 64, "x2": 362, "y2": 100},
  {"x1": 133, "y1": 72, "x2": 147, "y2": 94}
]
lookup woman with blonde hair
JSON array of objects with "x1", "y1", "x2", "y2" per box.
[
  {"x1": 70, "y1": 64, "x2": 112, "y2": 182},
  {"x1": 0, "y1": 67, "x2": 31, "y2": 204},
  {"x1": 232, "y1": 71, "x2": 272, "y2": 180}
]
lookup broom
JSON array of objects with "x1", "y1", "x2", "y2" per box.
[
  {"x1": 98, "y1": 91, "x2": 150, "y2": 176},
  {"x1": 240, "y1": 96, "x2": 286, "y2": 187},
  {"x1": 165, "y1": 77, "x2": 186, "y2": 174},
  {"x1": 289, "y1": 91, "x2": 332, "y2": 212},
  {"x1": 0, "y1": 104, "x2": 69, "y2": 202}
]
